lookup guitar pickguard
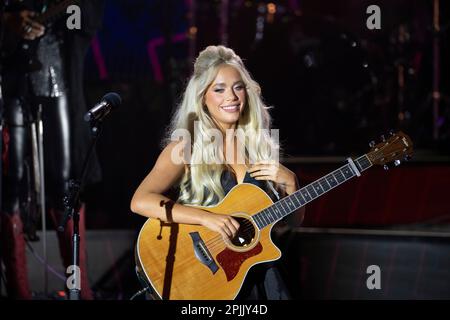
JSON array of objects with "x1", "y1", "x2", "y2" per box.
[{"x1": 216, "y1": 242, "x2": 263, "y2": 281}]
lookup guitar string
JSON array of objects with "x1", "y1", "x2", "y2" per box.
[
  {"x1": 146, "y1": 164, "x2": 368, "y2": 266},
  {"x1": 154, "y1": 159, "x2": 371, "y2": 267},
  {"x1": 205, "y1": 208, "x2": 303, "y2": 250},
  {"x1": 169, "y1": 178, "x2": 361, "y2": 263},
  {"x1": 203, "y1": 159, "x2": 368, "y2": 250},
  {"x1": 205, "y1": 166, "x2": 362, "y2": 246},
  {"x1": 162, "y1": 157, "x2": 368, "y2": 255},
  {"x1": 149, "y1": 148, "x2": 408, "y2": 276},
  {"x1": 205, "y1": 167, "x2": 360, "y2": 248},
  {"x1": 204, "y1": 219, "x2": 257, "y2": 251},
  {"x1": 203, "y1": 205, "x2": 297, "y2": 251},
  {"x1": 202, "y1": 181, "x2": 319, "y2": 249},
  {"x1": 204, "y1": 210, "x2": 300, "y2": 251}
]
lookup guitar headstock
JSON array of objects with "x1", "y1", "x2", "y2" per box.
[{"x1": 366, "y1": 131, "x2": 413, "y2": 168}]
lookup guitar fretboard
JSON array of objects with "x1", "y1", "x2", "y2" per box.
[{"x1": 252, "y1": 155, "x2": 372, "y2": 229}]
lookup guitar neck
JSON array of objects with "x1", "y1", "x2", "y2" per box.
[
  {"x1": 36, "y1": 0, "x2": 78, "y2": 25},
  {"x1": 253, "y1": 154, "x2": 373, "y2": 229}
]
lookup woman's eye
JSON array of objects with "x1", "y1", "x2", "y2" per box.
[{"x1": 214, "y1": 89, "x2": 224, "y2": 93}]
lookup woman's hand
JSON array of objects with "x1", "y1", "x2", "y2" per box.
[
  {"x1": 200, "y1": 211, "x2": 240, "y2": 241},
  {"x1": 248, "y1": 162, "x2": 299, "y2": 195}
]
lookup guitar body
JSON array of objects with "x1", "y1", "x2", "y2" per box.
[{"x1": 136, "y1": 183, "x2": 281, "y2": 300}]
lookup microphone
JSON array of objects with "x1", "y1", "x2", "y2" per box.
[{"x1": 84, "y1": 92, "x2": 122, "y2": 123}]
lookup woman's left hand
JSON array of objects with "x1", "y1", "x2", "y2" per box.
[{"x1": 248, "y1": 162, "x2": 299, "y2": 195}]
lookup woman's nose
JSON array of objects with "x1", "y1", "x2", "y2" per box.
[{"x1": 225, "y1": 90, "x2": 238, "y2": 101}]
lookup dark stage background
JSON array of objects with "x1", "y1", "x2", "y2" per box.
[
  {"x1": 81, "y1": 0, "x2": 450, "y2": 230},
  {"x1": 77, "y1": 0, "x2": 450, "y2": 299}
]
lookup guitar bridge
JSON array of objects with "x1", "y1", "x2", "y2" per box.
[{"x1": 189, "y1": 232, "x2": 219, "y2": 274}]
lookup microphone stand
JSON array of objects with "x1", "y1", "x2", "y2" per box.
[{"x1": 58, "y1": 118, "x2": 103, "y2": 300}]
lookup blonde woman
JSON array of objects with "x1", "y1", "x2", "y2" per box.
[{"x1": 131, "y1": 45, "x2": 304, "y2": 299}]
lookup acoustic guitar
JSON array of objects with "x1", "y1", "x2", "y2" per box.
[{"x1": 135, "y1": 131, "x2": 413, "y2": 300}]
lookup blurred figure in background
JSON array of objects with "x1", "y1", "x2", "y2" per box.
[{"x1": 0, "y1": 0, "x2": 104, "y2": 299}]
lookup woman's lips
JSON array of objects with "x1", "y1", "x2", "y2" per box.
[{"x1": 220, "y1": 104, "x2": 240, "y2": 113}]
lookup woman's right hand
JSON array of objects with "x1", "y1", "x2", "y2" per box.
[{"x1": 200, "y1": 211, "x2": 240, "y2": 241}]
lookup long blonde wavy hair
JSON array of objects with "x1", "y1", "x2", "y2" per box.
[{"x1": 164, "y1": 45, "x2": 280, "y2": 206}]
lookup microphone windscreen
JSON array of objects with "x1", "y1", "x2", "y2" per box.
[{"x1": 103, "y1": 92, "x2": 122, "y2": 110}]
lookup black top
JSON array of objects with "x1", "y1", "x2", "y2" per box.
[{"x1": 219, "y1": 170, "x2": 291, "y2": 300}]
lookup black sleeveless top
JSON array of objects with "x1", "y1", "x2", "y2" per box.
[
  {"x1": 219, "y1": 170, "x2": 279, "y2": 203},
  {"x1": 219, "y1": 170, "x2": 291, "y2": 300}
]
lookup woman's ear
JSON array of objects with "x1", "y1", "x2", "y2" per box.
[
  {"x1": 202, "y1": 98, "x2": 211, "y2": 115},
  {"x1": 201, "y1": 96, "x2": 206, "y2": 110}
]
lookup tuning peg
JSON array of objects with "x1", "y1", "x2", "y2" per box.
[
  {"x1": 394, "y1": 159, "x2": 401, "y2": 166},
  {"x1": 404, "y1": 155, "x2": 412, "y2": 162},
  {"x1": 380, "y1": 134, "x2": 386, "y2": 142},
  {"x1": 389, "y1": 129, "x2": 395, "y2": 136},
  {"x1": 383, "y1": 164, "x2": 389, "y2": 171},
  {"x1": 369, "y1": 140, "x2": 375, "y2": 148}
]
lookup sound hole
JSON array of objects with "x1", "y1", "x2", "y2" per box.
[{"x1": 230, "y1": 217, "x2": 256, "y2": 248}]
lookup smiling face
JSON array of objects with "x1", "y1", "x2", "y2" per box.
[{"x1": 203, "y1": 64, "x2": 247, "y2": 131}]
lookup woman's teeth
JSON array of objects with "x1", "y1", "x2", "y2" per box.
[{"x1": 221, "y1": 105, "x2": 239, "y2": 112}]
